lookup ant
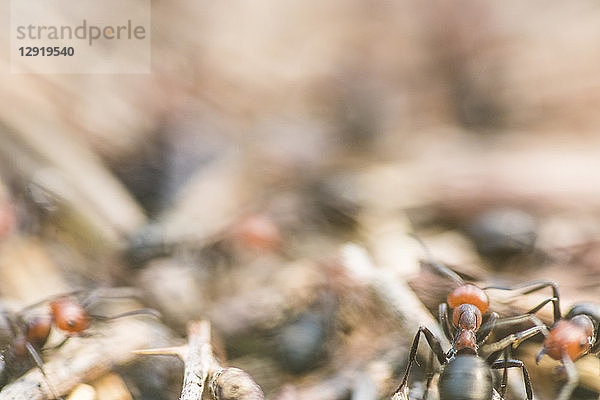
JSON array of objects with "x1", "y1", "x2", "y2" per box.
[
  {"x1": 392, "y1": 307, "x2": 547, "y2": 399},
  {"x1": 393, "y1": 300, "x2": 548, "y2": 399},
  {"x1": 395, "y1": 237, "x2": 549, "y2": 399},
  {"x1": 0, "y1": 289, "x2": 160, "y2": 399},
  {"x1": 414, "y1": 236, "x2": 549, "y2": 358},
  {"x1": 486, "y1": 280, "x2": 600, "y2": 400}
]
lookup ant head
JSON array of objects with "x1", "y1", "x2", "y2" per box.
[
  {"x1": 11, "y1": 316, "x2": 51, "y2": 358},
  {"x1": 452, "y1": 304, "x2": 482, "y2": 331},
  {"x1": 542, "y1": 316, "x2": 594, "y2": 362},
  {"x1": 24, "y1": 315, "x2": 52, "y2": 349},
  {"x1": 50, "y1": 298, "x2": 91, "y2": 335},
  {"x1": 447, "y1": 284, "x2": 489, "y2": 315},
  {"x1": 452, "y1": 304, "x2": 481, "y2": 331}
]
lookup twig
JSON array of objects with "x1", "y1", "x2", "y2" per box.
[
  {"x1": 135, "y1": 320, "x2": 264, "y2": 400},
  {"x1": 389, "y1": 384, "x2": 408, "y2": 400},
  {"x1": 181, "y1": 321, "x2": 213, "y2": 400}
]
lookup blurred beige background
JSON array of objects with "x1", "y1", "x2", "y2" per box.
[{"x1": 2, "y1": 2, "x2": 600, "y2": 399}]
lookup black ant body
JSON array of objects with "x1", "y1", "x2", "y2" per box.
[
  {"x1": 486, "y1": 281, "x2": 600, "y2": 400},
  {"x1": 394, "y1": 241, "x2": 548, "y2": 400},
  {"x1": 0, "y1": 289, "x2": 160, "y2": 398}
]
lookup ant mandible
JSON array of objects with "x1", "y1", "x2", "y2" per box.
[
  {"x1": 486, "y1": 280, "x2": 599, "y2": 400},
  {"x1": 0, "y1": 289, "x2": 160, "y2": 398}
]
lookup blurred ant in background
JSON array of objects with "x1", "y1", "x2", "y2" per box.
[
  {"x1": 487, "y1": 281, "x2": 600, "y2": 400},
  {"x1": 0, "y1": 289, "x2": 160, "y2": 398}
]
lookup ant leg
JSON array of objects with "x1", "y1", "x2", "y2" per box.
[
  {"x1": 44, "y1": 337, "x2": 70, "y2": 352},
  {"x1": 484, "y1": 319, "x2": 549, "y2": 363},
  {"x1": 526, "y1": 296, "x2": 558, "y2": 313},
  {"x1": 483, "y1": 314, "x2": 548, "y2": 333},
  {"x1": 393, "y1": 327, "x2": 448, "y2": 397},
  {"x1": 526, "y1": 297, "x2": 560, "y2": 324},
  {"x1": 498, "y1": 347, "x2": 509, "y2": 398},
  {"x1": 477, "y1": 312, "x2": 498, "y2": 345},
  {"x1": 15, "y1": 290, "x2": 85, "y2": 318},
  {"x1": 557, "y1": 351, "x2": 578, "y2": 400},
  {"x1": 482, "y1": 296, "x2": 556, "y2": 359},
  {"x1": 490, "y1": 357, "x2": 533, "y2": 400},
  {"x1": 484, "y1": 280, "x2": 561, "y2": 323},
  {"x1": 25, "y1": 342, "x2": 63, "y2": 400},
  {"x1": 422, "y1": 350, "x2": 434, "y2": 400},
  {"x1": 485, "y1": 326, "x2": 547, "y2": 363},
  {"x1": 438, "y1": 303, "x2": 454, "y2": 342},
  {"x1": 485, "y1": 311, "x2": 549, "y2": 337}
]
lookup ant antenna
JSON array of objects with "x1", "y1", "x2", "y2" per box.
[
  {"x1": 408, "y1": 233, "x2": 465, "y2": 286},
  {"x1": 80, "y1": 287, "x2": 145, "y2": 309},
  {"x1": 15, "y1": 290, "x2": 86, "y2": 318},
  {"x1": 25, "y1": 342, "x2": 63, "y2": 400},
  {"x1": 89, "y1": 308, "x2": 162, "y2": 322}
]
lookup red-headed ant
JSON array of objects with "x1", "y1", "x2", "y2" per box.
[
  {"x1": 0, "y1": 289, "x2": 160, "y2": 399},
  {"x1": 394, "y1": 238, "x2": 549, "y2": 399},
  {"x1": 486, "y1": 281, "x2": 599, "y2": 400}
]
